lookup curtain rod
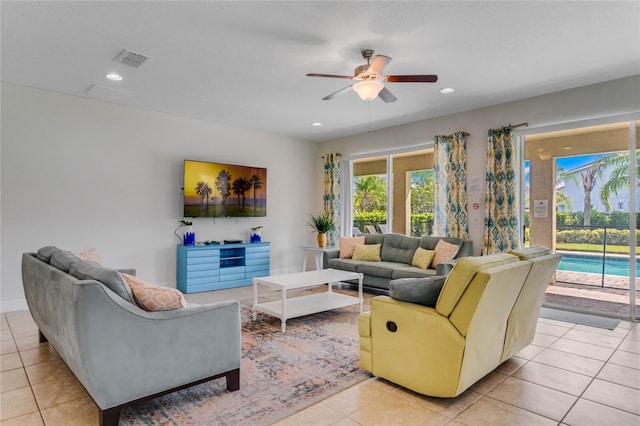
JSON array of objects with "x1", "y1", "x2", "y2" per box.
[{"x1": 505, "y1": 122, "x2": 529, "y2": 130}]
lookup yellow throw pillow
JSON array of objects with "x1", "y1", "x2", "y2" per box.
[
  {"x1": 352, "y1": 244, "x2": 382, "y2": 262},
  {"x1": 431, "y1": 240, "x2": 460, "y2": 268},
  {"x1": 412, "y1": 247, "x2": 436, "y2": 269},
  {"x1": 339, "y1": 236, "x2": 366, "y2": 258},
  {"x1": 121, "y1": 273, "x2": 186, "y2": 312}
]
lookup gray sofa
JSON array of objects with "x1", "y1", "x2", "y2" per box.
[
  {"x1": 323, "y1": 233, "x2": 473, "y2": 291},
  {"x1": 22, "y1": 248, "x2": 241, "y2": 426}
]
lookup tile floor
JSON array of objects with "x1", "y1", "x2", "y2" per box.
[{"x1": 1, "y1": 288, "x2": 639, "y2": 425}]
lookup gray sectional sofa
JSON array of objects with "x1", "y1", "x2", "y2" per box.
[
  {"x1": 22, "y1": 247, "x2": 241, "y2": 426},
  {"x1": 323, "y1": 233, "x2": 473, "y2": 291}
]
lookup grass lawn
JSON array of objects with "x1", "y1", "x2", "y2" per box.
[{"x1": 555, "y1": 243, "x2": 634, "y2": 255}]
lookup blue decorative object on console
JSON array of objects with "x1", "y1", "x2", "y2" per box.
[{"x1": 182, "y1": 225, "x2": 196, "y2": 246}]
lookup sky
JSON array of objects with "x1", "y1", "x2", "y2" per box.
[{"x1": 524, "y1": 154, "x2": 607, "y2": 186}]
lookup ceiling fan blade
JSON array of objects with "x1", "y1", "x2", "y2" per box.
[
  {"x1": 368, "y1": 55, "x2": 392, "y2": 75},
  {"x1": 378, "y1": 87, "x2": 397, "y2": 103},
  {"x1": 322, "y1": 85, "x2": 353, "y2": 100},
  {"x1": 306, "y1": 73, "x2": 354, "y2": 79},
  {"x1": 386, "y1": 74, "x2": 438, "y2": 83}
]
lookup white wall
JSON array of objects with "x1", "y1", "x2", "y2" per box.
[
  {"x1": 1, "y1": 83, "x2": 320, "y2": 311},
  {"x1": 316, "y1": 75, "x2": 640, "y2": 254}
]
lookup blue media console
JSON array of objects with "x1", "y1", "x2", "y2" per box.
[{"x1": 177, "y1": 242, "x2": 270, "y2": 293}]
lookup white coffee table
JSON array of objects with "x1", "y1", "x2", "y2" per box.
[{"x1": 252, "y1": 268, "x2": 363, "y2": 333}]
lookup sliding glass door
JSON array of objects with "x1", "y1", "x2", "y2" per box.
[{"x1": 521, "y1": 119, "x2": 638, "y2": 320}]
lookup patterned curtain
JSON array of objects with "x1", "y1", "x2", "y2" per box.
[
  {"x1": 323, "y1": 153, "x2": 341, "y2": 246},
  {"x1": 482, "y1": 127, "x2": 520, "y2": 254},
  {"x1": 433, "y1": 132, "x2": 469, "y2": 239}
]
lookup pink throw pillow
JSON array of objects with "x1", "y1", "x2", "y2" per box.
[
  {"x1": 121, "y1": 273, "x2": 186, "y2": 312},
  {"x1": 339, "y1": 236, "x2": 366, "y2": 258}
]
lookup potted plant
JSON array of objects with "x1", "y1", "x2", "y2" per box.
[
  {"x1": 174, "y1": 220, "x2": 195, "y2": 246},
  {"x1": 306, "y1": 213, "x2": 336, "y2": 248}
]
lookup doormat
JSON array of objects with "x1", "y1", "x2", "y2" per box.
[
  {"x1": 540, "y1": 306, "x2": 621, "y2": 330},
  {"x1": 121, "y1": 289, "x2": 372, "y2": 425}
]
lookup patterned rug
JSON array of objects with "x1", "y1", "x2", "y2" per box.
[{"x1": 121, "y1": 288, "x2": 372, "y2": 425}]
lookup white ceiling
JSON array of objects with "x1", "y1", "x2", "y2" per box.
[{"x1": 2, "y1": 1, "x2": 638, "y2": 142}]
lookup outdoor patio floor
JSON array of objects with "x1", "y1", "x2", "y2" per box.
[{"x1": 546, "y1": 270, "x2": 639, "y2": 319}]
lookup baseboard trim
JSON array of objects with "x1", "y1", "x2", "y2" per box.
[{"x1": 1, "y1": 299, "x2": 28, "y2": 313}]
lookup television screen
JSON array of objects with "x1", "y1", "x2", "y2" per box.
[{"x1": 183, "y1": 160, "x2": 267, "y2": 218}]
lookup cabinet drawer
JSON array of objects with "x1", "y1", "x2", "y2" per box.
[
  {"x1": 246, "y1": 251, "x2": 269, "y2": 260},
  {"x1": 187, "y1": 256, "x2": 219, "y2": 266},
  {"x1": 186, "y1": 249, "x2": 220, "y2": 258},
  {"x1": 246, "y1": 257, "x2": 269, "y2": 267},
  {"x1": 246, "y1": 245, "x2": 270, "y2": 254},
  {"x1": 186, "y1": 262, "x2": 219, "y2": 272},
  {"x1": 187, "y1": 269, "x2": 220, "y2": 279},
  {"x1": 246, "y1": 264, "x2": 269, "y2": 273},
  {"x1": 186, "y1": 276, "x2": 220, "y2": 286},
  {"x1": 246, "y1": 269, "x2": 269, "y2": 279}
]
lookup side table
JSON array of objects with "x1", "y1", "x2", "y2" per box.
[{"x1": 298, "y1": 246, "x2": 338, "y2": 271}]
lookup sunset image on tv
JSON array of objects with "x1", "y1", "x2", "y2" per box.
[{"x1": 183, "y1": 160, "x2": 267, "y2": 218}]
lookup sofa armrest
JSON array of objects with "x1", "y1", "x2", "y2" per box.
[
  {"x1": 323, "y1": 248, "x2": 340, "y2": 269},
  {"x1": 455, "y1": 241, "x2": 474, "y2": 258},
  {"x1": 73, "y1": 282, "x2": 241, "y2": 409},
  {"x1": 436, "y1": 260, "x2": 457, "y2": 276}
]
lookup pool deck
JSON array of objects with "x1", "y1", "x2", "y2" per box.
[{"x1": 546, "y1": 269, "x2": 639, "y2": 319}]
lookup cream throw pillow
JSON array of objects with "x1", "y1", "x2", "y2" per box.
[
  {"x1": 412, "y1": 247, "x2": 436, "y2": 269},
  {"x1": 121, "y1": 273, "x2": 186, "y2": 312},
  {"x1": 352, "y1": 244, "x2": 382, "y2": 262},
  {"x1": 431, "y1": 240, "x2": 460, "y2": 268},
  {"x1": 339, "y1": 236, "x2": 365, "y2": 258}
]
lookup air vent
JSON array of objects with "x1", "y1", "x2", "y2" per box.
[{"x1": 114, "y1": 49, "x2": 149, "y2": 68}]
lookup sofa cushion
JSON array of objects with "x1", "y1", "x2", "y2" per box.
[
  {"x1": 36, "y1": 246, "x2": 60, "y2": 263},
  {"x1": 508, "y1": 246, "x2": 550, "y2": 260},
  {"x1": 419, "y1": 236, "x2": 462, "y2": 251},
  {"x1": 357, "y1": 261, "x2": 408, "y2": 279},
  {"x1": 380, "y1": 233, "x2": 420, "y2": 264},
  {"x1": 431, "y1": 240, "x2": 460, "y2": 268},
  {"x1": 327, "y1": 258, "x2": 360, "y2": 272},
  {"x1": 339, "y1": 236, "x2": 365, "y2": 258},
  {"x1": 391, "y1": 266, "x2": 438, "y2": 280},
  {"x1": 436, "y1": 253, "x2": 518, "y2": 317},
  {"x1": 412, "y1": 247, "x2": 436, "y2": 269},
  {"x1": 389, "y1": 277, "x2": 447, "y2": 307},
  {"x1": 364, "y1": 234, "x2": 386, "y2": 245},
  {"x1": 121, "y1": 273, "x2": 186, "y2": 311},
  {"x1": 49, "y1": 250, "x2": 80, "y2": 272},
  {"x1": 352, "y1": 244, "x2": 382, "y2": 262},
  {"x1": 69, "y1": 260, "x2": 136, "y2": 304}
]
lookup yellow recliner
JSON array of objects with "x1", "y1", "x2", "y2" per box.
[{"x1": 358, "y1": 248, "x2": 561, "y2": 398}]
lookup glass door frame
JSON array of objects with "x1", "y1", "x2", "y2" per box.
[{"x1": 516, "y1": 113, "x2": 639, "y2": 320}]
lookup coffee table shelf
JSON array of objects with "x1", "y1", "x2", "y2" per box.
[{"x1": 252, "y1": 269, "x2": 363, "y2": 332}]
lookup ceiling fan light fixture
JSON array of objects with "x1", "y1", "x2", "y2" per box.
[{"x1": 353, "y1": 80, "x2": 384, "y2": 102}]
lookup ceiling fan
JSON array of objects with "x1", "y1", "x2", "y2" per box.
[{"x1": 306, "y1": 49, "x2": 438, "y2": 103}]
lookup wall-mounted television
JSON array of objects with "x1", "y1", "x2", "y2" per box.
[{"x1": 183, "y1": 160, "x2": 267, "y2": 218}]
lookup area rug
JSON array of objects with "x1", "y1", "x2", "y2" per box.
[
  {"x1": 540, "y1": 306, "x2": 621, "y2": 330},
  {"x1": 121, "y1": 289, "x2": 372, "y2": 425}
]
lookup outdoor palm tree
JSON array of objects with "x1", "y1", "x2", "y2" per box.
[
  {"x1": 353, "y1": 175, "x2": 387, "y2": 213},
  {"x1": 215, "y1": 170, "x2": 232, "y2": 213},
  {"x1": 599, "y1": 151, "x2": 639, "y2": 211},
  {"x1": 250, "y1": 174, "x2": 263, "y2": 211}
]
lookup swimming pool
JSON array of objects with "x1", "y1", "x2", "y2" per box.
[{"x1": 558, "y1": 253, "x2": 639, "y2": 277}]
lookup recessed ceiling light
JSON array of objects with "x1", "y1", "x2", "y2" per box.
[
  {"x1": 311, "y1": 122, "x2": 322, "y2": 127},
  {"x1": 440, "y1": 88, "x2": 454, "y2": 94},
  {"x1": 106, "y1": 73, "x2": 123, "y2": 81}
]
